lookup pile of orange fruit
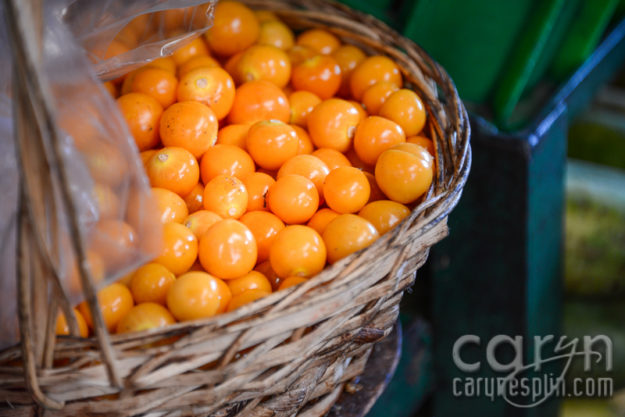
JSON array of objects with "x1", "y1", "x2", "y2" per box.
[{"x1": 56, "y1": 1, "x2": 435, "y2": 338}]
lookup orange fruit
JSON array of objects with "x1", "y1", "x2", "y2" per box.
[
  {"x1": 255, "y1": 10, "x2": 279, "y2": 23},
  {"x1": 103, "y1": 81, "x2": 118, "y2": 98},
  {"x1": 226, "y1": 288, "x2": 271, "y2": 312},
  {"x1": 129, "y1": 263, "x2": 176, "y2": 305},
  {"x1": 205, "y1": 1, "x2": 260, "y2": 57},
  {"x1": 224, "y1": 51, "x2": 244, "y2": 77},
  {"x1": 178, "y1": 55, "x2": 220, "y2": 78},
  {"x1": 344, "y1": 147, "x2": 373, "y2": 171},
  {"x1": 56, "y1": 308, "x2": 89, "y2": 338},
  {"x1": 200, "y1": 144, "x2": 255, "y2": 183},
  {"x1": 167, "y1": 271, "x2": 226, "y2": 320},
  {"x1": 152, "y1": 187, "x2": 189, "y2": 224},
  {"x1": 350, "y1": 55, "x2": 402, "y2": 101},
  {"x1": 270, "y1": 225, "x2": 326, "y2": 278},
  {"x1": 203, "y1": 175, "x2": 248, "y2": 219},
  {"x1": 348, "y1": 100, "x2": 368, "y2": 120},
  {"x1": 307, "y1": 99, "x2": 360, "y2": 153},
  {"x1": 364, "y1": 171, "x2": 385, "y2": 203},
  {"x1": 184, "y1": 210, "x2": 223, "y2": 239},
  {"x1": 311, "y1": 148, "x2": 352, "y2": 171},
  {"x1": 84, "y1": 141, "x2": 127, "y2": 187},
  {"x1": 277, "y1": 276, "x2": 308, "y2": 291},
  {"x1": 292, "y1": 55, "x2": 342, "y2": 99},
  {"x1": 140, "y1": 149, "x2": 158, "y2": 168},
  {"x1": 117, "y1": 93, "x2": 163, "y2": 151},
  {"x1": 234, "y1": 45, "x2": 291, "y2": 88},
  {"x1": 407, "y1": 135, "x2": 435, "y2": 156},
  {"x1": 160, "y1": 101, "x2": 218, "y2": 158},
  {"x1": 246, "y1": 120, "x2": 299, "y2": 170},
  {"x1": 331, "y1": 45, "x2": 366, "y2": 97},
  {"x1": 177, "y1": 67, "x2": 235, "y2": 120},
  {"x1": 257, "y1": 19, "x2": 295, "y2": 50},
  {"x1": 172, "y1": 36, "x2": 210, "y2": 66},
  {"x1": 242, "y1": 172, "x2": 275, "y2": 212},
  {"x1": 78, "y1": 283, "x2": 134, "y2": 331},
  {"x1": 90, "y1": 220, "x2": 137, "y2": 269},
  {"x1": 228, "y1": 80, "x2": 290, "y2": 124},
  {"x1": 227, "y1": 270, "x2": 272, "y2": 296},
  {"x1": 146, "y1": 147, "x2": 200, "y2": 197},
  {"x1": 287, "y1": 45, "x2": 317, "y2": 66},
  {"x1": 358, "y1": 200, "x2": 411, "y2": 235},
  {"x1": 145, "y1": 57, "x2": 177, "y2": 74},
  {"x1": 379, "y1": 89, "x2": 426, "y2": 137},
  {"x1": 215, "y1": 278, "x2": 233, "y2": 313},
  {"x1": 155, "y1": 222, "x2": 198, "y2": 275},
  {"x1": 217, "y1": 124, "x2": 250, "y2": 149},
  {"x1": 266, "y1": 174, "x2": 319, "y2": 224},
  {"x1": 116, "y1": 302, "x2": 176, "y2": 334},
  {"x1": 277, "y1": 154, "x2": 329, "y2": 200},
  {"x1": 375, "y1": 143, "x2": 433, "y2": 204},
  {"x1": 323, "y1": 166, "x2": 370, "y2": 214},
  {"x1": 240, "y1": 211, "x2": 285, "y2": 263},
  {"x1": 184, "y1": 182, "x2": 204, "y2": 213},
  {"x1": 322, "y1": 214, "x2": 379, "y2": 264},
  {"x1": 289, "y1": 90, "x2": 321, "y2": 127},
  {"x1": 92, "y1": 183, "x2": 120, "y2": 220},
  {"x1": 198, "y1": 219, "x2": 257, "y2": 279},
  {"x1": 361, "y1": 81, "x2": 399, "y2": 115},
  {"x1": 296, "y1": 29, "x2": 340, "y2": 55},
  {"x1": 254, "y1": 260, "x2": 283, "y2": 291},
  {"x1": 353, "y1": 115, "x2": 406, "y2": 165},
  {"x1": 128, "y1": 68, "x2": 178, "y2": 108},
  {"x1": 306, "y1": 208, "x2": 340, "y2": 235},
  {"x1": 292, "y1": 125, "x2": 314, "y2": 155}
]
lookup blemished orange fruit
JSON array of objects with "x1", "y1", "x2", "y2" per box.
[
  {"x1": 254, "y1": 260, "x2": 283, "y2": 290},
  {"x1": 178, "y1": 54, "x2": 220, "y2": 78},
  {"x1": 375, "y1": 143, "x2": 434, "y2": 204},
  {"x1": 227, "y1": 270, "x2": 272, "y2": 296},
  {"x1": 243, "y1": 172, "x2": 275, "y2": 211},
  {"x1": 234, "y1": 45, "x2": 291, "y2": 88},
  {"x1": 292, "y1": 125, "x2": 314, "y2": 155},
  {"x1": 129, "y1": 68, "x2": 178, "y2": 108},
  {"x1": 152, "y1": 187, "x2": 189, "y2": 224},
  {"x1": 146, "y1": 147, "x2": 200, "y2": 197},
  {"x1": 56, "y1": 308, "x2": 89, "y2": 338},
  {"x1": 240, "y1": 211, "x2": 285, "y2": 263},
  {"x1": 198, "y1": 219, "x2": 257, "y2": 279},
  {"x1": 361, "y1": 81, "x2": 399, "y2": 115},
  {"x1": 353, "y1": 115, "x2": 406, "y2": 165},
  {"x1": 323, "y1": 166, "x2": 370, "y2": 214},
  {"x1": 228, "y1": 80, "x2": 290, "y2": 125},
  {"x1": 184, "y1": 182, "x2": 204, "y2": 213},
  {"x1": 311, "y1": 148, "x2": 352, "y2": 171},
  {"x1": 407, "y1": 135, "x2": 435, "y2": 156},
  {"x1": 358, "y1": 200, "x2": 411, "y2": 235},
  {"x1": 266, "y1": 174, "x2": 319, "y2": 224},
  {"x1": 277, "y1": 276, "x2": 308, "y2": 290},
  {"x1": 177, "y1": 67, "x2": 236, "y2": 120},
  {"x1": 350, "y1": 55, "x2": 403, "y2": 101},
  {"x1": 289, "y1": 90, "x2": 321, "y2": 127},
  {"x1": 306, "y1": 208, "x2": 340, "y2": 235},
  {"x1": 184, "y1": 210, "x2": 223, "y2": 239},
  {"x1": 379, "y1": 89, "x2": 426, "y2": 137},
  {"x1": 90, "y1": 220, "x2": 137, "y2": 268},
  {"x1": 217, "y1": 124, "x2": 250, "y2": 149},
  {"x1": 246, "y1": 120, "x2": 299, "y2": 170},
  {"x1": 291, "y1": 55, "x2": 342, "y2": 99},
  {"x1": 92, "y1": 183, "x2": 120, "y2": 220},
  {"x1": 116, "y1": 302, "x2": 176, "y2": 334},
  {"x1": 227, "y1": 288, "x2": 271, "y2": 312},
  {"x1": 203, "y1": 175, "x2": 248, "y2": 219},
  {"x1": 277, "y1": 154, "x2": 329, "y2": 200},
  {"x1": 129, "y1": 263, "x2": 176, "y2": 305},
  {"x1": 307, "y1": 99, "x2": 361, "y2": 153},
  {"x1": 287, "y1": 45, "x2": 317, "y2": 66},
  {"x1": 364, "y1": 171, "x2": 385, "y2": 203},
  {"x1": 172, "y1": 36, "x2": 210, "y2": 66},
  {"x1": 117, "y1": 93, "x2": 163, "y2": 151},
  {"x1": 200, "y1": 144, "x2": 255, "y2": 183},
  {"x1": 78, "y1": 283, "x2": 134, "y2": 331},
  {"x1": 270, "y1": 225, "x2": 326, "y2": 278},
  {"x1": 167, "y1": 271, "x2": 226, "y2": 320},
  {"x1": 205, "y1": 1, "x2": 260, "y2": 57},
  {"x1": 296, "y1": 29, "x2": 340, "y2": 55},
  {"x1": 331, "y1": 44, "x2": 366, "y2": 97},
  {"x1": 155, "y1": 222, "x2": 198, "y2": 275},
  {"x1": 257, "y1": 19, "x2": 295, "y2": 50},
  {"x1": 160, "y1": 101, "x2": 218, "y2": 159},
  {"x1": 322, "y1": 214, "x2": 379, "y2": 264}
]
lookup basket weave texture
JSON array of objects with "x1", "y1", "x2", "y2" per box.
[{"x1": 0, "y1": 0, "x2": 471, "y2": 415}]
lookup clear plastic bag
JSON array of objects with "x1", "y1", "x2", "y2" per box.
[{"x1": 0, "y1": 0, "x2": 215, "y2": 350}]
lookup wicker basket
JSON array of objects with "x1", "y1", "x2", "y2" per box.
[{"x1": 0, "y1": 0, "x2": 470, "y2": 415}]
